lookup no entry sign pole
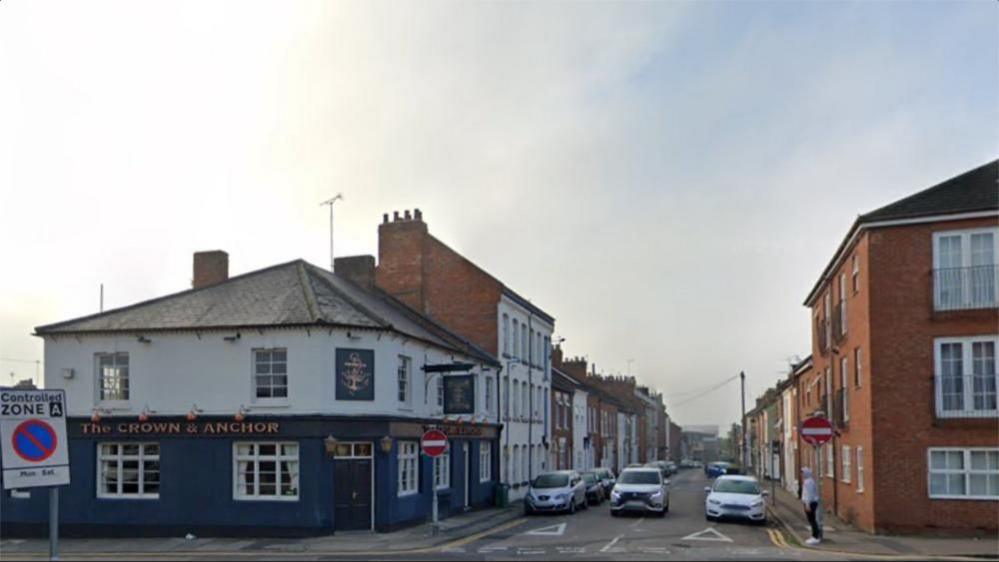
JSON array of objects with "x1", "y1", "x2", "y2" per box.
[
  {"x1": 421, "y1": 429, "x2": 448, "y2": 536},
  {"x1": 49, "y1": 487, "x2": 59, "y2": 561}
]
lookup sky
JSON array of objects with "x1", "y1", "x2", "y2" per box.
[{"x1": 1, "y1": 1, "x2": 996, "y2": 428}]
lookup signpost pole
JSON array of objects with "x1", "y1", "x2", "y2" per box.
[
  {"x1": 814, "y1": 443, "x2": 824, "y2": 535},
  {"x1": 432, "y1": 484, "x2": 439, "y2": 536},
  {"x1": 49, "y1": 487, "x2": 59, "y2": 561}
]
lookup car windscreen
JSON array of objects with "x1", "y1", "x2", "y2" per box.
[
  {"x1": 712, "y1": 479, "x2": 760, "y2": 494},
  {"x1": 581, "y1": 473, "x2": 598, "y2": 484},
  {"x1": 618, "y1": 471, "x2": 661, "y2": 485},
  {"x1": 533, "y1": 474, "x2": 569, "y2": 488}
]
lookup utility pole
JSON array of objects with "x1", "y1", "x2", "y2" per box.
[
  {"x1": 320, "y1": 194, "x2": 344, "y2": 271},
  {"x1": 740, "y1": 371, "x2": 748, "y2": 469}
]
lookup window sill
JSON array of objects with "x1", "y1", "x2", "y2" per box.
[
  {"x1": 97, "y1": 495, "x2": 160, "y2": 501},
  {"x1": 234, "y1": 496, "x2": 300, "y2": 502},
  {"x1": 398, "y1": 491, "x2": 418, "y2": 498},
  {"x1": 97, "y1": 402, "x2": 131, "y2": 411},
  {"x1": 929, "y1": 494, "x2": 999, "y2": 501},
  {"x1": 250, "y1": 402, "x2": 291, "y2": 409}
]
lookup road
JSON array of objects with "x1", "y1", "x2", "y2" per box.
[{"x1": 429, "y1": 468, "x2": 824, "y2": 561}]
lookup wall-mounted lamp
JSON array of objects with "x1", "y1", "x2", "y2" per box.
[
  {"x1": 224, "y1": 333, "x2": 241, "y2": 343},
  {"x1": 234, "y1": 405, "x2": 247, "y2": 422},
  {"x1": 137, "y1": 336, "x2": 152, "y2": 344},
  {"x1": 379, "y1": 435, "x2": 393, "y2": 454},
  {"x1": 186, "y1": 404, "x2": 203, "y2": 422},
  {"x1": 138, "y1": 404, "x2": 156, "y2": 422},
  {"x1": 346, "y1": 331, "x2": 362, "y2": 341},
  {"x1": 61, "y1": 368, "x2": 75, "y2": 380},
  {"x1": 324, "y1": 435, "x2": 338, "y2": 457},
  {"x1": 90, "y1": 408, "x2": 110, "y2": 423}
]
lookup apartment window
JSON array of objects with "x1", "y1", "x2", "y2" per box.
[
  {"x1": 96, "y1": 352, "x2": 129, "y2": 402},
  {"x1": 935, "y1": 336, "x2": 999, "y2": 417},
  {"x1": 823, "y1": 292, "x2": 832, "y2": 349},
  {"x1": 397, "y1": 355, "x2": 411, "y2": 404},
  {"x1": 512, "y1": 319, "x2": 519, "y2": 358},
  {"x1": 253, "y1": 349, "x2": 288, "y2": 401},
  {"x1": 839, "y1": 273, "x2": 847, "y2": 335},
  {"x1": 825, "y1": 443, "x2": 834, "y2": 478},
  {"x1": 512, "y1": 380, "x2": 520, "y2": 417},
  {"x1": 522, "y1": 385, "x2": 528, "y2": 420},
  {"x1": 522, "y1": 446, "x2": 529, "y2": 482},
  {"x1": 502, "y1": 314, "x2": 510, "y2": 355},
  {"x1": 522, "y1": 326, "x2": 528, "y2": 363},
  {"x1": 536, "y1": 333, "x2": 542, "y2": 365},
  {"x1": 929, "y1": 448, "x2": 999, "y2": 499},
  {"x1": 98, "y1": 443, "x2": 159, "y2": 498},
  {"x1": 841, "y1": 356, "x2": 850, "y2": 422},
  {"x1": 512, "y1": 446, "x2": 519, "y2": 483},
  {"x1": 480, "y1": 444, "x2": 492, "y2": 482},
  {"x1": 825, "y1": 367, "x2": 832, "y2": 416},
  {"x1": 842, "y1": 445, "x2": 851, "y2": 483},
  {"x1": 397, "y1": 441, "x2": 419, "y2": 496},
  {"x1": 503, "y1": 376, "x2": 510, "y2": 417},
  {"x1": 234, "y1": 442, "x2": 299, "y2": 500},
  {"x1": 934, "y1": 229, "x2": 998, "y2": 310},
  {"x1": 485, "y1": 376, "x2": 494, "y2": 414},
  {"x1": 857, "y1": 447, "x2": 865, "y2": 493},
  {"x1": 434, "y1": 441, "x2": 451, "y2": 490},
  {"x1": 529, "y1": 329, "x2": 535, "y2": 364},
  {"x1": 852, "y1": 254, "x2": 860, "y2": 293},
  {"x1": 855, "y1": 348, "x2": 863, "y2": 388}
]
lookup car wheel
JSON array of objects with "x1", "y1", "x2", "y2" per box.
[
  {"x1": 569, "y1": 498, "x2": 576, "y2": 515},
  {"x1": 664, "y1": 500, "x2": 670, "y2": 513},
  {"x1": 705, "y1": 514, "x2": 714, "y2": 522},
  {"x1": 610, "y1": 509, "x2": 619, "y2": 517}
]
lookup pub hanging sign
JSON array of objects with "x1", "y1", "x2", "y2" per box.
[{"x1": 443, "y1": 375, "x2": 475, "y2": 415}]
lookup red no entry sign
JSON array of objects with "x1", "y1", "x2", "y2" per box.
[
  {"x1": 801, "y1": 416, "x2": 834, "y2": 446},
  {"x1": 421, "y1": 430, "x2": 448, "y2": 457},
  {"x1": 11, "y1": 419, "x2": 58, "y2": 463}
]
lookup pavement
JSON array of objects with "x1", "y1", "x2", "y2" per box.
[
  {"x1": 2, "y1": 471, "x2": 995, "y2": 560},
  {"x1": 767, "y1": 479, "x2": 999, "y2": 560}
]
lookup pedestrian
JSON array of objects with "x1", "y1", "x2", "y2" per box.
[{"x1": 801, "y1": 467, "x2": 822, "y2": 545}]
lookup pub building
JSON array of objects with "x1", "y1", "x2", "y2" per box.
[{"x1": 0, "y1": 253, "x2": 502, "y2": 537}]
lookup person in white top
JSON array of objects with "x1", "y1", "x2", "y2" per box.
[{"x1": 801, "y1": 467, "x2": 821, "y2": 545}]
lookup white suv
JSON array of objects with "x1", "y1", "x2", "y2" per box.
[{"x1": 609, "y1": 468, "x2": 669, "y2": 517}]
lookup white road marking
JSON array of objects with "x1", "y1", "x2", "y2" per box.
[
  {"x1": 600, "y1": 535, "x2": 626, "y2": 553},
  {"x1": 556, "y1": 546, "x2": 586, "y2": 554},
  {"x1": 442, "y1": 547, "x2": 466, "y2": 553},
  {"x1": 478, "y1": 545, "x2": 508, "y2": 553},
  {"x1": 517, "y1": 548, "x2": 546, "y2": 555},
  {"x1": 525, "y1": 522, "x2": 566, "y2": 536},
  {"x1": 629, "y1": 517, "x2": 645, "y2": 529},
  {"x1": 638, "y1": 546, "x2": 670, "y2": 554},
  {"x1": 682, "y1": 527, "x2": 734, "y2": 542}
]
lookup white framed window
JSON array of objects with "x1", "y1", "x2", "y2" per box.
[
  {"x1": 841, "y1": 356, "x2": 850, "y2": 422},
  {"x1": 929, "y1": 448, "x2": 999, "y2": 500},
  {"x1": 484, "y1": 376, "x2": 494, "y2": 414},
  {"x1": 521, "y1": 385, "x2": 528, "y2": 420},
  {"x1": 96, "y1": 352, "x2": 130, "y2": 403},
  {"x1": 522, "y1": 446, "x2": 529, "y2": 482},
  {"x1": 933, "y1": 228, "x2": 998, "y2": 310},
  {"x1": 397, "y1": 441, "x2": 419, "y2": 496},
  {"x1": 436, "y1": 377, "x2": 445, "y2": 411},
  {"x1": 521, "y1": 326, "x2": 528, "y2": 364},
  {"x1": 253, "y1": 348, "x2": 288, "y2": 402},
  {"x1": 97, "y1": 443, "x2": 159, "y2": 499},
  {"x1": 480, "y1": 443, "x2": 492, "y2": 482},
  {"x1": 855, "y1": 347, "x2": 862, "y2": 388},
  {"x1": 234, "y1": 442, "x2": 299, "y2": 501},
  {"x1": 512, "y1": 445, "x2": 520, "y2": 483},
  {"x1": 397, "y1": 355, "x2": 411, "y2": 405},
  {"x1": 852, "y1": 254, "x2": 860, "y2": 293},
  {"x1": 529, "y1": 328, "x2": 535, "y2": 364},
  {"x1": 823, "y1": 292, "x2": 832, "y2": 349},
  {"x1": 512, "y1": 380, "x2": 520, "y2": 418},
  {"x1": 825, "y1": 443, "x2": 834, "y2": 478},
  {"x1": 825, "y1": 367, "x2": 832, "y2": 416},
  {"x1": 857, "y1": 447, "x2": 865, "y2": 493},
  {"x1": 839, "y1": 273, "x2": 847, "y2": 335},
  {"x1": 934, "y1": 336, "x2": 999, "y2": 417},
  {"x1": 512, "y1": 319, "x2": 520, "y2": 358},
  {"x1": 434, "y1": 441, "x2": 451, "y2": 490},
  {"x1": 842, "y1": 445, "x2": 851, "y2": 483},
  {"x1": 503, "y1": 376, "x2": 510, "y2": 418},
  {"x1": 502, "y1": 314, "x2": 510, "y2": 355}
]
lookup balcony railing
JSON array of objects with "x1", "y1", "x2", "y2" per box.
[
  {"x1": 935, "y1": 374, "x2": 999, "y2": 418},
  {"x1": 934, "y1": 266, "x2": 999, "y2": 311}
]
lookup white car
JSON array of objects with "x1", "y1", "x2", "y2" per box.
[
  {"x1": 610, "y1": 467, "x2": 670, "y2": 517},
  {"x1": 704, "y1": 475, "x2": 767, "y2": 524}
]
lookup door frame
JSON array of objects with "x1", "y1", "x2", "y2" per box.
[{"x1": 333, "y1": 441, "x2": 375, "y2": 531}]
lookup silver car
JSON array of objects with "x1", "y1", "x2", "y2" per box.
[
  {"x1": 609, "y1": 467, "x2": 670, "y2": 517},
  {"x1": 524, "y1": 471, "x2": 588, "y2": 515}
]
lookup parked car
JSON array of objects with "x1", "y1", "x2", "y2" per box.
[
  {"x1": 706, "y1": 461, "x2": 732, "y2": 478},
  {"x1": 524, "y1": 471, "x2": 588, "y2": 515},
  {"x1": 704, "y1": 475, "x2": 768, "y2": 524},
  {"x1": 580, "y1": 471, "x2": 605, "y2": 505},
  {"x1": 609, "y1": 467, "x2": 670, "y2": 517},
  {"x1": 665, "y1": 461, "x2": 678, "y2": 475},
  {"x1": 646, "y1": 461, "x2": 669, "y2": 479},
  {"x1": 594, "y1": 467, "x2": 617, "y2": 494}
]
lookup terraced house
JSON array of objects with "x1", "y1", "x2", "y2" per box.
[
  {"x1": 803, "y1": 159, "x2": 998, "y2": 534},
  {"x1": 1, "y1": 252, "x2": 501, "y2": 536}
]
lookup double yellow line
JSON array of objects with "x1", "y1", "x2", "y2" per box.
[{"x1": 767, "y1": 527, "x2": 791, "y2": 549}]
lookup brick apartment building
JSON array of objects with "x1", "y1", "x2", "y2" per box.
[
  {"x1": 551, "y1": 369, "x2": 577, "y2": 470},
  {"x1": 357, "y1": 209, "x2": 556, "y2": 501},
  {"x1": 802, "y1": 159, "x2": 998, "y2": 534}
]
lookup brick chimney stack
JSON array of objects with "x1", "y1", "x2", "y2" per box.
[
  {"x1": 375, "y1": 209, "x2": 430, "y2": 313},
  {"x1": 192, "y1": 250, "x2": 229, "y2": 289},
  {"x1": 335, "y1": 255, "x2": 376, "y2": 290}
]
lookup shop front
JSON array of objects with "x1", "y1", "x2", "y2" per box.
[{"x1": 0, "y1": 415, "x2": 500, "y2": 537}]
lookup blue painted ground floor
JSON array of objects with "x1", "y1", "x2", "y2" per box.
[{"x1": 0, "y1": 415, "x2": 500, "y2": 537}]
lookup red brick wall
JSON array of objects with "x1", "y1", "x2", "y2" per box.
[
  {"x1": 376, "y1": 213, "x2": 504, "y2": 355},
  {"x1": 867, "y1": 217, "x2": 999, "y2": 534}
]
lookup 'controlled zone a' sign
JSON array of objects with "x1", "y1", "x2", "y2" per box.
[{"x1": 0, "y1": 389, "x2": 70, "y2": 489}]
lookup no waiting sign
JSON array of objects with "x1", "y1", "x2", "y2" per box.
[{"x1": 0, "y1": 389, "x2": 71, "y2": 489}]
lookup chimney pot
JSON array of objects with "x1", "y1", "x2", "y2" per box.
[
  {"x1": 193, "y1": 251, "x2": 229, "y2": 289},
  {"x1": 383, "y1": 213, "x2": 389, "y2": 224},
  {"x1": 414, "y1": 208, "x2": 422, "y2": 221},
  {"x1": 393, "y1": 211, "x2": 400, "y2": 221},
  {"x1": 404, "y1": 210, "x2": 412, "y2": 220}
]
